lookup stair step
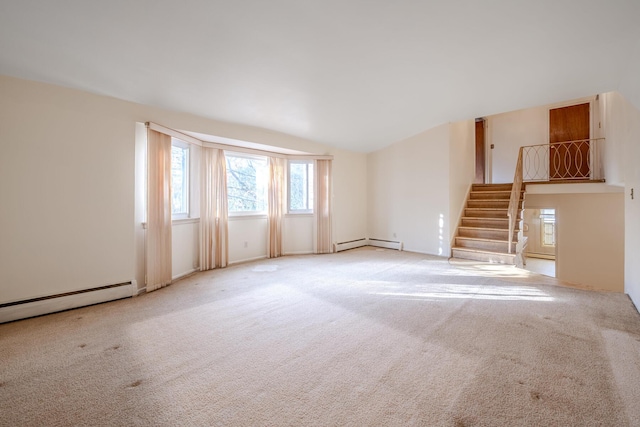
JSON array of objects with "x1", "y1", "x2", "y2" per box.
[
  {"x1": 465, "y1": 208, "x2": 507, "y2": 218},
  {"x1": 467, "y1": 199, "x2": 523, "y2": 209},
  {"x1": 465, "y1": 208, "x2": 524, "y2": 219},
  {"x1": 458, "y1": 227, "x2": 518, "y2": 240},
  {"x1": 455, "y1": 237, "x2": 516, "y2": 253},
  {"x1": 460, "y1": 217, "x2": 513, "y2": 229},
  {"x1": 451, "y1": 247, "x2": 517, "y2": 265},
  {"x1": 472, "y1": 183, "x2": 514, "y2": 192},
  {"x1": 469, "y1": 191, "x2": 512, "y2": 200}
]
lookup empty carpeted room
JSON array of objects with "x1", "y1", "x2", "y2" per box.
[{"x1": 2, "y1": 1, "x2": 640, "y2": 426}]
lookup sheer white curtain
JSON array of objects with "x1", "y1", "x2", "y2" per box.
[
  {"x1": 267, "y1": 157, "x2": 285, "y2": 258},
  {"x1": 314, "y1": 159, "x2": 333, "y2": 254},
  {"x1": 146, "y1": 129, "x2": 172, "y2": 291},
  {"x1": 200, "y1": 147, "x2": 229, "y2": 270}
]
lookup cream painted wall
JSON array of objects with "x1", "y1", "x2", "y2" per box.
[
  {"x1": 623, "y1": 110, "x2": 640, "y2": 308},
  {"x1": 333, "y1": 150, "x2": 368, "y2": 244},
  {"x1": 525, "y1": 190, "x2": 624, "y2": 292},
  {"x1": 172, "y1": 221, "x2": 200, "y2": 279},
  {"x1": 619, "y1": 40, "x2": 640, "y2": 115},
  {"x1": 0, "y1": 75, "x2": 367, "y2": 303},
  {"x1": 283, "y1": 215, "x2": 314, "y2": 255},
  {"x1": 367, "y1": 124, "x2": 451, "y2": 256},
  {"x1": 487, "y1": 106, "x2": 548, "y2": 183},
  {"x1": 601, "y1": 92, "x2": 627, "y2": 186},
  {"x1": 449, "y1": 120, "x2": 475, "y2": 244},
  {"x1": 605, "y1": 88, "x2": 640, "y2": 308},
  {"x1": 0, "y1": 77, "x2": 135, "y2": 303},
  {"x1": 228, "y1": 217, "x2": 269, "y2": 264}
]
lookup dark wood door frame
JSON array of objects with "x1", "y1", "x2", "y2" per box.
[{"x1": 475, "y1": 118, "x2": 486, "y2": 184}]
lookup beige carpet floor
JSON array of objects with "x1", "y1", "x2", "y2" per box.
[{"x1": 1, "y1": 247, "x2": 640, "y2": 426}]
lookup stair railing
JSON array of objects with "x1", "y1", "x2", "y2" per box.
[
  {"x1": 507, "y1": 148, "x2": 524, "y2": 254},
  {"x1": 521, "y1": 138, "x2": 605, "y2": 181}
]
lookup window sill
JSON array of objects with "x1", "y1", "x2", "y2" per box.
[
  {"x1": 285, "y1": 213, "x2": 314, "y2": 218},
  {"x1": 141, "y1": 217, "x2": 200, "y2": 229},
  {"x1": 229, "y1": 213, "x2": 268, "y2": 221},
  {"x1": 172, "y1": 217, "x2": 200, "y2": 225}
]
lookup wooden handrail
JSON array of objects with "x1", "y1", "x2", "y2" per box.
[{"x1": 507, "y1": 148, "x2": 524, "y2": 254}]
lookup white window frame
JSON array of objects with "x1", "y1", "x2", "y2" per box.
[
  {"x1": 225, "y1": 151, "x2": 268, "y2": 217},
  {"x1": 540, "y1": 209, "x2": 556, "y2": 247},
  {"x1": 171, "y1": 138, "x2": 190, "y2": 219},
  {"x1": 288, "y1": 160, "x2": 314, "y2": 214}
]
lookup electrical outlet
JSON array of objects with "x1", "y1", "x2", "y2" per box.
[
  {"x1": 244, "y1": 241, "x2": 248, "y2": 248},
  {"x1": 393, "y1": 232, "x2": 397, "y2": 238}
]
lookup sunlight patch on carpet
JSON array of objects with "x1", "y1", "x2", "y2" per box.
[
  {"x1": 442, "y1": 263, "x2": 535, "y2": 279},
  {"x1": 371, "y1": 284, "x2": 554, "y2": 302}
]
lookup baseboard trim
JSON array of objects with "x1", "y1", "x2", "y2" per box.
[
  {"x1": 172, "y1": 268, "x2": 199, "y2": 281},
  {"x1": 525, "y1": 253, "x2": 556, "y2": 260},
  {"x1": 335, "y1": 238, "x2": 368, "y2": 252},
  {"x1": 0, "y1": 282, "x2": 135, "y2": 323},
  {"x1": 368, "y1": 239, "x2": 403, "y2": 251}
]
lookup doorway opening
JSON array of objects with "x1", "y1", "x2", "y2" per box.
[{"x1": 523, "y1": 208, "x2": 556, "y2": 277}]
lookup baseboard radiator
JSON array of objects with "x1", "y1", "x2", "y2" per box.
[
  {"x1": 368, "y1": 238, "x2": 403, "y2": 251},
  {"x1": 334, "y1": 238, "x2": 403, "y2": 252},
  {"x1": 0, "y1": 281, "x2": 136, "y2": 324},
  {"x1": 334, "y1": 238, "x2": 369, "y2": 252}
]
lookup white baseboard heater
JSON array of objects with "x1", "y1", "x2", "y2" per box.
[
  {"x1": 368, "y1": 239, "x2": 403, "y2": 251},
  {"x1": 334, "y1": 238, "x2": 369, "y2": 252},
  {"x1": 334, "y1": 238, "x2": 403, "y2": 252},
  {"x1": 0, "y1": 281, "x2": 136, "y2": 324}
]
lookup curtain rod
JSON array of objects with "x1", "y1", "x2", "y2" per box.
[{"x1": 146, "y1": 122, "x2": 333, "y2": 160}]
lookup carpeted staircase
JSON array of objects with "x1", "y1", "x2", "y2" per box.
[{"x1": 452, "y1": 183, "x2": 526, "y2": 265}]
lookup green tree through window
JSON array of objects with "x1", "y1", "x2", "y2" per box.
[
  {"x1": 289, "y1": 161, "x2": 314, "y2": 212},
  {"x1": 226, "y1": 154, "x2": 267, "y2": 213}
]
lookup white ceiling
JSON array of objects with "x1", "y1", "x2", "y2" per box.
[{"x1": 1, "y1": 0, "x2": 639, "y2": 152}]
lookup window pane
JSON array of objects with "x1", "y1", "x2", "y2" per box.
[
  {"x1": 171, "y1": 145, "x2": 188, "y2": 216},
  {"x1": 542, "y1": 223, "x2": 555, "y2": 246},
  {"x1": 540, "y1": 209, "x2": 556, "y2": 247},
  {"x1": 290, "y1": 163, "x2": 305, "y2": 210},
  {"x1": 226, "y1": 155, "x2": 267, "y2": 213},
  {"x1": 289, "y1": 162, "x2": 313, "y2": 211}
]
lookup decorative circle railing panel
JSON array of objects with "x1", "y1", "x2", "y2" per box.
[{"x1": 521, "y1": 139, "x2": 599, "y2": 181}]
